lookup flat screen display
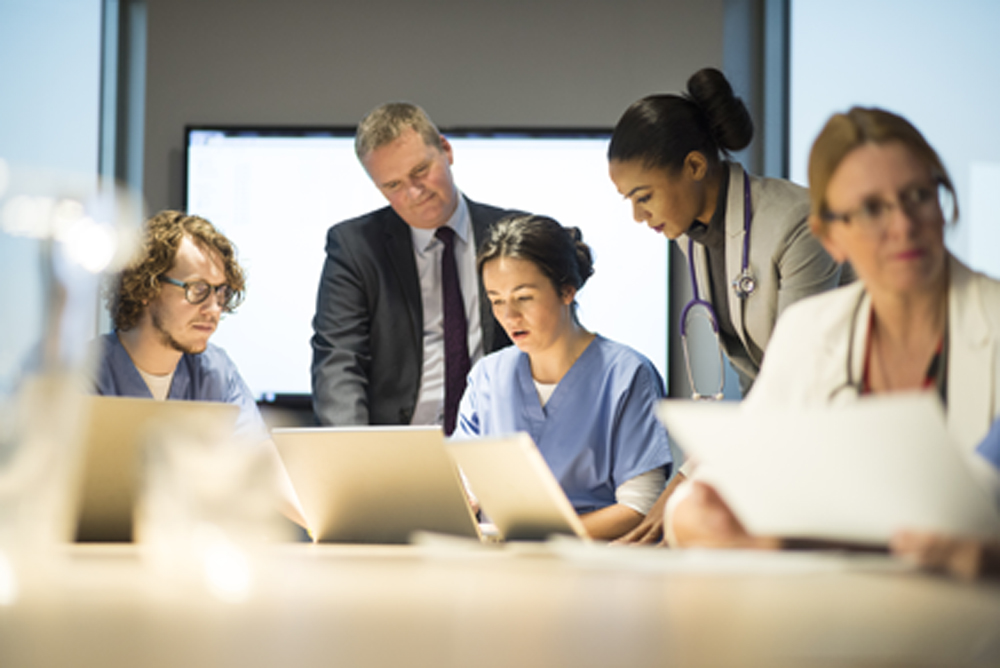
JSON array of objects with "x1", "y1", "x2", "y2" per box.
[{"x1": 185, "y1": 127, "x2": 668, "y2": 401}]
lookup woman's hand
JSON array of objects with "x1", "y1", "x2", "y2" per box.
[
  {"x1": 612, "y1": 492, "x2": 668, "y2": 545},
  {"x1": 612, "y1": 472, "x2": 686, "y2": 545},
  {"x1": 580, "y1": 504, "x2": 644, "y2": 541},
  {"x1": 891, "y1": 530, "x2": 1000, "y2": 580},
  {"x1": 670, "y1": 481, "x2": 780, "y2": 549}
]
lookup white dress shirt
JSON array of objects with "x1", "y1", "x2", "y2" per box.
[{"x1": 409, "y1": 194, "x2": 484, "y2": 426}]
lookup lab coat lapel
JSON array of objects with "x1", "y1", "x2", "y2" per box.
[
  {"x1": 946, "y1": 257, "x2": 994, "y2": 454},
  {"x1": 382, "y1": 216, "x2": 422, "y2": 352}
]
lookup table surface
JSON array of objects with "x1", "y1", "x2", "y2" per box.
[{"x1": 2, "y1": 540, "x2": 999, "y2": 668}]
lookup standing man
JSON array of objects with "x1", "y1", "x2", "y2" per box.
[
  {"x1": 311, "y1": 102, "x2": 512, "y2": 433},
  {"x1": 96, "y1": 210, "x2": 264, "y2": 438}
]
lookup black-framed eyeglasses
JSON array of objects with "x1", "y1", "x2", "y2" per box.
[
  {"x1": 821, "y1": 181, "x2": 944, "y2": 233},
  {"x1": 159, "y1": 275, "x2": 234, "y2": 308}
]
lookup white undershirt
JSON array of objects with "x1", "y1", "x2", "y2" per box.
[
  {"x1": 137, "y1": 367, "x2": 175, "y2": 401},
  {"x1": 409, "y1": 194, "x2": 484, "y2": 426},
  {"x1": 532, "y1": 378, "x2": 665, "y2": 515}
]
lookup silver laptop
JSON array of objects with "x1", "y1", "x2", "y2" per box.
[
  {"x1": 75, "y1": 395, "x2": 240, "y2": 542},
  {"x1": 445, "y1": 433, "x2": 590, "y2": 542},
  {"x1": 656, "y1": 393, "x2": 1000, "y2": 545},
  {"x1": 272, "y1": 426, "x2": 480, "y2": 544}
]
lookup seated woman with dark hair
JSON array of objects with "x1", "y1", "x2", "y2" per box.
[
  {"x1": 456, "y1": 214, "x2": 672, "y2": 541},
  {"x1": 667, "y1": 107, "x2": 1000, "y2": 578}
]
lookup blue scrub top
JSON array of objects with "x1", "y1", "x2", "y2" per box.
[
  {"x1": 978, "y1": 418, "x2": 1000, "y2": 471},
  {"x1": 456, "y1": 335, "x2": 672, "y2": 514},
  {"x1": 92, "y1": 332, "x2": 267, "y2": 441}
]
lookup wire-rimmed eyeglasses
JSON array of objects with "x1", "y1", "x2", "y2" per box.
[
  {"x1": 159, "y1": 275, "x2": 234, "y2": 308},
  {"x1": 820, "y1": 180, "x2": 948, "y2": 233}
]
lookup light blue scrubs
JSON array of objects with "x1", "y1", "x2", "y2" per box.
[
  {"x1": 456, "y1": 335, "x2": 672, "y2": 514},
  {"x1": 978, "y1": 419, "x2": 1000, "y2": 471},
  {"x1": 92, "y1": 332, "x2": 267, "y2": 440}
]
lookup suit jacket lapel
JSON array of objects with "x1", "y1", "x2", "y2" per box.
[
  {"x1": 469, "y1": 199, "x2": 499, "y2": 350},
  {"x1": 381, "y1": 211, "x2": 422, "y2": 353}
]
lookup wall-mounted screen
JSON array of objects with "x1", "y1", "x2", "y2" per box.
[{"x1": 185, "y1": 127, "x2": 668, "y2": 402}]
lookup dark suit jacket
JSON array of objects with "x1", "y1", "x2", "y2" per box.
[{"x1": 311, "y1": 197, "x2": 512, "y2": 425}]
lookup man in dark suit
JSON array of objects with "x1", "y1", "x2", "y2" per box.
[{"x1": 311, "y1": 102, "x2": 511, "y2": 432}]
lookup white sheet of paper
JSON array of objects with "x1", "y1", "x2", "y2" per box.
[{"x1": 657, "y1": 393, "x2": 1000, "y2": 544}]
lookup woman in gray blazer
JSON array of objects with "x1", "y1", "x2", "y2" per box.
[
  {"x1": 608, "y1": 67, "x2": 845, "y2": 543},
  {"x1": 609, "y1": 67, "x2": 845, "y2": 397}
]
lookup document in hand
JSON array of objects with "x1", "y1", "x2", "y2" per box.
[{"x1": 657, "y1": 393, "x2": 1000, "y2": 545}]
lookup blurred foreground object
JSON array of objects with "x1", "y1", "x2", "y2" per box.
[{"x1": 0, "y1": 159, "x2": 143, "y2": 600}]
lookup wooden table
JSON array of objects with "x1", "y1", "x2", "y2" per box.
[{"x1": 1, "y1": 542, "x2": 998, "y2": 667}]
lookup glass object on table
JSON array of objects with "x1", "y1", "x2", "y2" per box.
[
  {"x1": 0, "y1": 159, "x2": 142, "y2": 602},
  {"x1": 137, "y1": 418, "x2": 295, "y2": 603}
]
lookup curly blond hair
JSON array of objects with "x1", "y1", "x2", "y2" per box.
[{"x1": 108, "y1": 210, "x2": 246, "y2": 331}]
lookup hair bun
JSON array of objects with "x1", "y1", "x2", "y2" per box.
[
  {"x1": 685, "y1": 67, "x2": 753, "y2": 153},
  {"x1": 567, "y1": 226, "x2": 595, "y2": 287}
]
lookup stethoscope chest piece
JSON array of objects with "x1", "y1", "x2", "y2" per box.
[{"x1": 732, "y1": 267, "x2": 756, "y2": 299}]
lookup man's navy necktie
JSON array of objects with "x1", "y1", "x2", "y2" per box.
[{"x1": 435, "y1": 226, "x2": 470, "y2": 435}]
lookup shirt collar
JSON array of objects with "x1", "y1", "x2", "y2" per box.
[
  {"x1": 412, "y1": 191, "x2": 470, "y2": 255},
  {"x1": 686, "y1": 166, "x2": 729, "y2": 249}
]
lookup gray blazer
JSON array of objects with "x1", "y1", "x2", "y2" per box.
[
  {"x1": 678, "y1": 162, "x2": 843, "y2": 393},
  {"x1": 311, "y1": 197, "x2": 511, "y2": 426}
]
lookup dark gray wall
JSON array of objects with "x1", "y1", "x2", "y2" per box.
[
  {"x1": 142, "y1": 0, "x2": 724, "y2": 213},
  {"x1": 141, "y1": 0, "x2": 737, "y2": 403}
]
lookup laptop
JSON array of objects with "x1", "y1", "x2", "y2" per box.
[
  {"x1": 656, "y1": 393, "x2": 1000, "y2": 545},
  {"x1": 271, "y1": 426, "x2": 481, "y2": 544},
  {"x1": 444, "y1": 433, "x2": 590, "y2": 542},
  {"x1": 75, "y1": 395, "x2": 240, "y2": 542}
]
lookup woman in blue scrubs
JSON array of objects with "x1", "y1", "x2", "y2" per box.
[{"x1": 456, "y1": 214, "x2": 672, "y2": 540}]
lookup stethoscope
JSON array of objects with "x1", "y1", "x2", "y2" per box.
[
  {"x1": 828, "y1": 290, "x2": 869, "y2": 401},
  {"x1": 679, "y1": 173, "x2": 754, "y2": 400}
]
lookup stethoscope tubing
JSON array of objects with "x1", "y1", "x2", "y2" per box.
[{"x1": 679, "y1": 170, "x2": 754, "y2": 399}]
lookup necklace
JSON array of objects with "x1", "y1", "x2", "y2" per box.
[{"x1": 866, "y1": 315, "x2": 944, "y2": 393}]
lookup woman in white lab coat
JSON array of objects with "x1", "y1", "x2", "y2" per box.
[{"x1": 668, "y1": 107, "x2": 1000, "y2": 579}]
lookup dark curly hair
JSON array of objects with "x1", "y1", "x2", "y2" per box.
[
  {"x1": 476, "y1": 213, "x2": 594, "y2": 296},
  {"x1": 107, "y1": 210, "x2": 246, "y2": 331}
]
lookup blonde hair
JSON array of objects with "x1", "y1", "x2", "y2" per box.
[
  {"x1": 354, "y1": 102, "x2": 443, "y2": 160},
  {"x1": 808, "y1": 107, "x2": 957, "y2": 231}
]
